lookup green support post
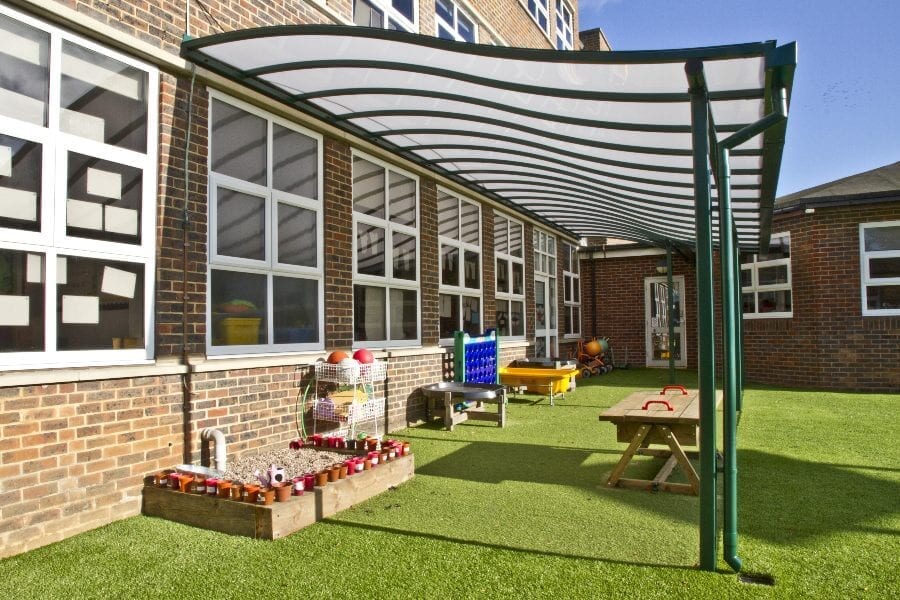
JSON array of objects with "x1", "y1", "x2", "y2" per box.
[
  {"x1": 666, "y1": 243, "x2": 676, "y2": 384},
  {"x1": 686, "y1": 58, "x2": 718, "y2": 572},
  {"x1": 733, "y1": 225, "x2": 745, "y2": 411}
]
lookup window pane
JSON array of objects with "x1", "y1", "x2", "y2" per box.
[
  {"x1": 211, "y1": 99, "x2": 266, "y2": 185},
  {"x1": 758, "y1": 290, "x2": 791, "y2": 313},
  {"x1": 273, "y1": 124, "x2": 318, "y2": 199},
  {"x1": 869, "y1": 257, "x2": 900, "y2": 279},
  {"x1": 277, "y1": 203, "x2": 316, "y2": 267},
  {"x1": 463, "y1": 296, "x2": 480, "y2": 336},
  {"x1": 0, "y1": 249, "x2": 44, "y2": 351},
  {"x1": 393, "y1": 232, "x2": 416, "y2": 280},
  {"x1": 57, "y1": 256, "x2": 144, "y2": 350},
  {"x1": 61, "y1": 41, "x2": 147, "y2": 152},
  {"x1": 458, "y1": 13, "x2": 475, "y2": 42},
  {"x1": 463, "y1": 250, "x2": 479, "y2": 289},
  {"x1": 353, "y1": 157, "x2": 384, "y2": 217},
  {"x1": 354, "y1": 284, "x2": 385, "y2": 341},
  {"x1": 512, "y1": 261, "x2": 524, "y2": 295},
  {"x1": 211, "y1": 269, "x2": 266, "y2": 346},
  {"x1": 460, "y1": 200, "x2": 479, "y2": 244},
  {"x1": 439, "y1": 293, "x2": 459, "y2": 339},
  {"x1": 216, "y1": 187, "x2": 265, "y2": 260},
  {"x1": 549, "y1": 278, "x2": 557, "y2": 329},
  {"x1": 435, "y1": 0, "x2": 453, "y2": 23},
  {"x1": 66, "y1": 152, "x2": 142, "y2": 244},
  {"x1": 866, "y1": 285, "x2": 900, "y2": 310},
  {"x1": 742, "y1": 292, "x2": 755, "y2": 314},
  {"x1": 758, "y1": 265, "x2": 788, "y2": 286},
  {"x1": 354, "y1": 0, "x2": 384, "y2": 27},
  {"x1": 389, "y1": 172, "x2": 416, "y2": 226},
  {"x1": 564, "y1": 276, "x2": 572, "y2": 302},
  {"x1": 495, "y1": 258, "x2": 508, "y2": 293},
  {"x1": 563, "y1": 305, "x2": 571, "y2": 335},
  {"x1": 0, "y1": 133, "x2": 42, "y2": 232},
  {"x1": 864, "y1": 226, "x2": 900, "y2": 251},
  {"x1": 442, "y1": 245, "x2": 459, "y2": 287},
  {"x1": 740, "y1": 267, "x2": 752, "y2": 288},
  {"x1": 0, "y1": 15, "x2": 49, "y2": 126},
  {"x1": 562, "y1": 245, "x2": 571, "y2": 271},
  {"x1": 437, "y1": 25, "x2": 454, "y2": 41},
  {"x1": 510, "y1": 222, "x2": 523, "y2": 257},
  {"x1": 495, "y1": 299, "x2": 509, "y2": 337},
  {"x1": 511, "y1": 300, "x2": 524, "y2": 336},
  {"x1": 438, "y1": 192, "x2": 458, "y2": 239},
  {"x1": 356, "y1": 223, "x2": 385, "y2": 276},
  {"x1": 573, "y1": 306, "x2": 580, "y2": 334},
  {"x1": 389, "y1": 288, "x2": 417, "y2": 340},
  {"x1": 494, "y1": 216, "x2": 508, "y2": 254},
  {"x1": 273, "y1": 276, "x2": 318, "y2": 344},
  {"x1": 392, "y1": 0, "x2": 415, "y2": 20}
]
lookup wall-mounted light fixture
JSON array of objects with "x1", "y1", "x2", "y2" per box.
[{"x1": 656, "y1": 258, "x2": 668, "y2": 275}]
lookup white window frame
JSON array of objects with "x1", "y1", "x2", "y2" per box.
[
  {"x1": 521, "y1": 0, "x2": 551, "y2": 38},
  {"x1": 860, "y1": 220, "x2": 900, "y2": 316},
  {"x1": 435, "y1": 0, "x2": 477, "y2": 43},
  {"x1": 438, "y1": 188, "x2": 482, "y2": 343},
  {"x1": 0, "y1": 5, "x2": 157, "y2": 369},
  {"x1": 741, "y1": 232, "x2": 792, "y2": 319},
  {"x1": 562, "y1": 241, "x2": 580, "y2": 338},
  {"x1": 353, "y1": 0, "x2": 418, "y2": 33},
  {"x1": 352, "y1": 150, "x2": 420, "y2": 348},
  {"x1": 206, "y1": 91, "x2": 324, "y2": 356},
  {"x1": 555, "y1": 0, "x2": 574, "y2": 50},
  {"x1": 494, "y1": 213, "x2": 526, "y2": 340}
]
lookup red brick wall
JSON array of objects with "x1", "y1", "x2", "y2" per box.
[{"x1": 323, "y1": 139, "x2": 355, "y2": 349}]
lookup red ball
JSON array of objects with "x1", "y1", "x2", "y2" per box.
[
  {"x1": 327, "y1": 350, "x2": 350, "y2": 364},
  {"x1": 353, "y1": 348, "x2": 374, "y2": 364}
]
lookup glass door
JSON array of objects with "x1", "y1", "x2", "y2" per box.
[
  {"x1": 534, "y1": 274, "x2": 557, "y2": 358},
  {"x1": 644, "y1": 275, "x2": 686, "y2": 367}
]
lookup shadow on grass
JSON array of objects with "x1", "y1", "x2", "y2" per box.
[{"x1": 321, "y1": 518, "x2": 698, "y2": 571}]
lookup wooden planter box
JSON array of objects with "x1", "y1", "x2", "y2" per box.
[{"x1": 142, "y1": 453, "x2": 414, "y2": 539}]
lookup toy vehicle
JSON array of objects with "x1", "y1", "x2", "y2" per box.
[{"x1": 571, "y1": 338, "x2": 613, "y2": 378}]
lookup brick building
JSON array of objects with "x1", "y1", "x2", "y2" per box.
[
  {"x1": 580, "y1": 162, "x2": 900, "y2": 392},
  {"x1": 0, "y1": 0, "x2": 592, "y2": 557}
]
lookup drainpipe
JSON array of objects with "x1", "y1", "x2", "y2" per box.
[
  {"x1": 180, "y1": 65, "x2": 198, "y2": 464},
  {"x1": 666, "y1": 242, "x2": 676, "y2": 384},
  {"x1": 717, "y1": 85, "x2": 788, "y2": 573},
  {"x1": 201, "y1": 428, "x2": 227, "y2": 472}
]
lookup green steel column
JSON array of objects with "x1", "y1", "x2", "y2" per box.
[
  {"x1": 717, "y1": 148, "x2": 742, "y2": 572},
  {"x1": 686, "y1": 58, "x2": 718, "y2": 572},
  {"x1": 667, "y1": 243, "x2": 676, "y2": 383},
  {"x1": 733, "y1": 226, "x2": 745, "y2": 410}
]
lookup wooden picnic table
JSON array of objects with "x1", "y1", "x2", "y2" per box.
[{"x1": 598, "y1": 385, "x2": 722, "y2": 495}]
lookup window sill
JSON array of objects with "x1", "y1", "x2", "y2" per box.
[{"x1": 0, "y1": 359, "x2": 182, "y2": 388}]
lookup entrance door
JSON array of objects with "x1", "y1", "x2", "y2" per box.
[
  {"x1": 644, "y1": 275, "x2": 686, "y2": 367},
  {"x1": 534, "y1": 275, "x2": 557, "y2": 358}
]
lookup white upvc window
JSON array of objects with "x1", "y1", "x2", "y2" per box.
[
  {"x1": 352, "y1": 152, "x2": 420, "y2": 347},
  {"x1": 438, "y1": 188, "x2": 482, "y2": 341},
  {"x1": 741, "y1": 232, "x2": 792, "y2": 318},
  {"x1": 353, "y1": 0, "x2": 418, "y2": 33},
  {"x1": 0, "y1": 6, "x2": 157, "y2": 369},
  {"x1": 555, "y1": 0, "x2": 574, "y2": 50},
  {"x1": 207, "y1": 93, "x2": 324, "y2": 355},
  {"x1": 562, "y1": 241, "x2": 580, "y2": 337},
  {"x1": 860, "y1": 221, "x2": 900, "y2": 316},
  {"x1": 435, "y1": 0, "x2": 476, "y2": 42},
  {"x1": 523, "y1": 0, "x2": 550, "y2": 36},
  {"x1": 494, "y1": 214, "x2": 525, "y2": 338}
]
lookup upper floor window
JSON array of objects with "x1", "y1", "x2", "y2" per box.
[
  {"x1": 438, "y1": 189, "x2": 481, "y2": 340},
  {"x1": 435, "y1": 0, "x2": 476, "y2": 42},
  {"x1": 860, "y1": 221, "x2": 900, "y2": 315},
  {"x1": 352, "y1": 153, "x2": 419, "y2": 346},
  {"x1": 354, "y1": 0, "x2": 417, "y2": 33},
  {"x1": 555, "y1": 0, "x2": 574, "y2": 50},
  {"x1": 524, "y1": 0, "x2": 550, "y2": 36},
  {"x1": 494, "y1": 214, "x2": 525, "y2": 338},
  {"x1": 741, "y1": 232, "x2": 792, "y2": 318},
  {"x1": 208, "y1": 93, "x2": 323, "y2": 354},
  {"x1": 0, "y1": 7, "x2": 157, "y2": 369},
  {"x1": 562, "y1": 241, "x2": 580, "y2": 336}
]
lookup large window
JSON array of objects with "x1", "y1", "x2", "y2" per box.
[
  {"x1": 860, "y1": 221, "x2": 900, "y2": 315},
  {"x1": 555, "y1": 0, "x2": 574, "y2": 50},
  {"x1": 353, "y1": 153, "x2": 419, "y2": 346},
  {"x1": 438, "y1": 189, "x2": 481, "y2": 340},
  {"x1": 562, "y1": 241, "x2": 580, "y2": 337},
  {"x1": 208, "y1": 94, "x2": 323, "y2": 354},
  {"x1": 523, "y1": 0, "x2": 550, "y2": 36},
  {"x1": 741, "y1": 232, "x2": 792, "y2": 318},
  {"x1": 435, "y1": 0, "x2": 476, "y2": 42},
  {"x1": 494, "y1": 214, "x2": 525, "y2": 338},
  {"x1": 0, "y1": 7, "x2": 157, "y2": 368},
  {"x1": 354, "y1": 0, "x2": 417, "y2": 33}
]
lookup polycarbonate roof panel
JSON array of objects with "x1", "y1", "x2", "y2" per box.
[{"x1": 182, "y1": 25, "x2": 795, "y2": 249}]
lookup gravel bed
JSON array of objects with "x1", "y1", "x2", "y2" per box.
[{"x1": 224, "y1": 448, "x2": 345, "y2": 484}]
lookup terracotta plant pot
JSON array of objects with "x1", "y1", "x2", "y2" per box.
[
  {"x1": 363, "y1": 458, "x2": 372, "y2": 470},
  {"x1": 243, "y1": 484, "x2": 260, "y2": 503},
  {"x1": 327, "y1": 465, "x2": 340, "y2": 482},
  {"x1": 259, "y1": 488, "x2": 275, "y2": 506},
  {"x1": 338, "y1": 464, "x2": 348, "y2": 479},
  {"x1": 230, "y1": 482, "x2": 243, "y2": 501},
  {"x1": 177, "y1": 474, "x2": 193, "y2": 493},
  {"x1": 315, "y1": 470, "x2": 329, "y2": 487},
  {"x1": 366, "y1": 438, "x2": 378, "y2": 452},
  {"x1": 273, "y1": 482, "x2": 292, "y2": 502},
  {"x1": 217, "y1": 480, "x2": 232, "y2": 498}
]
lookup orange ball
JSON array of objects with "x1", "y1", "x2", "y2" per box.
[
  {"x1": 585, "y1": 340, "x2": 602, "y2": 357},
  {"x1": 327, "y1": 350, "x2": 349, "y2": 364}
]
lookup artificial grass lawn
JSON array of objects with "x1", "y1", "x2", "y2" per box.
[{"x1": 1, "y1": 369, "x2": 897, "y2": 599}]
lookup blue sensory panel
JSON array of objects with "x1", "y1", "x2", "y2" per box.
[{"x1": 453, "y1": 329, "x2": 499, "y2": 384}]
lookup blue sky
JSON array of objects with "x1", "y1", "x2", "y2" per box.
[{"x1": 578, "y1": 0, "x2": 900, "y2": 196}]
